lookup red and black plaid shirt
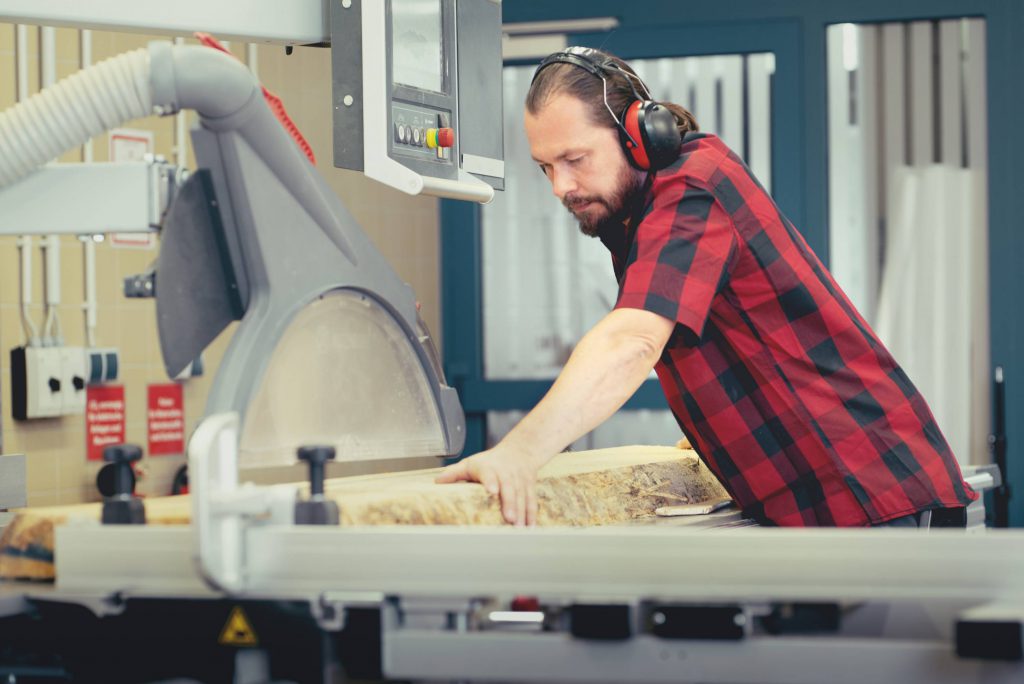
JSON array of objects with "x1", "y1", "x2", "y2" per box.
[{"x1": 600, "y1": 133, "x2": 977, "y2": 526}]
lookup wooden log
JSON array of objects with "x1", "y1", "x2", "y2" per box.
[{"x1": 0, "y1": 446, "x2": 728, "y2": 580}]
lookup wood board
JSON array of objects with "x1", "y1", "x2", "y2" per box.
[{"x1": 0, "y1": 445, "x2": 728, "y2": 580}]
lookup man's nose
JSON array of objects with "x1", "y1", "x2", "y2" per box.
[{"x1": 550, "y1": 166, "x2": 576, "y2": 200}]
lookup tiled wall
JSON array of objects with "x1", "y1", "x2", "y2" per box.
[{"x1": 0, "y1": 27, "x2": 442, "y2": 507}]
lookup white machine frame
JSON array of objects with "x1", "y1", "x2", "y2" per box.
[
  {"x1": 0, "y1": 0, "x2": 330, "y2": 44},
  {"x1": 17, "y1": 411, "x2": 1015, "y2": 683},
  {"x1": 0, "y1": 159, "x2": 180, "y2": 236}
]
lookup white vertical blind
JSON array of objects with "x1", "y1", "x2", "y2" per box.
[
  {"x1": 938, "y1": 20, "x2": 964, "y2": 167},
  {"x1": 964, "y1": 19, "x2": 990, "y2": 469},
  {"x1": 746, "y1": 53, "x2": 775, "y2": 190},
  {"x1": 827, "y1": 24, "x2": 880, "y2": 322},
  {"x1": 827, "y1": 18, "x2": 989, "y2": 466},
  {"x1": 908, "y1": 21, "x2": 935, "y2": 166}
]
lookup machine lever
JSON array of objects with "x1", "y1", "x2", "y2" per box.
[
  {"x1": 101, "y1": 443, "x2": 147, "y2": 525},
  {"x1": 295, "y1": 445, "x2": 340, "y2": 525}
]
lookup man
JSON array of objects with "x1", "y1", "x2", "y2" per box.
[{"x1": 436, "y1": 47, "x2": 977, "y2": 528}]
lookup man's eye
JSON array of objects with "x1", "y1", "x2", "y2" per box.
[
  {"x1": 567, "y1": 156, "x2": 584, "y2": 165},
  {"x1": 538, "y1": 164, "x2": 551, "y2": 176}
]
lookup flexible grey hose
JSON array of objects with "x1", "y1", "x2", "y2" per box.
[
  {"x1": 0, "y1": 48, "x2": 152, "y2": 187},
  {"x1": 0, "y1": 42, "x2": 258, "y2": 190}
]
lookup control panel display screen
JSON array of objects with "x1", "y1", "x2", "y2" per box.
[{"x1": 391, "y1": 0, "x2": 444, "y2": 93}]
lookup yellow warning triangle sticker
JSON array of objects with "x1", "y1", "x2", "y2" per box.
[{"x1": 219, "y1": 606, "x2": 259, "y2": 647}]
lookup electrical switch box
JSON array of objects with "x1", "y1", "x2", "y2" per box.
[
  {"x1": 86, "y1": 347, "x2": 120, "y2": 384},
  {"x1": 10, "y1": 346, "x2": 63, "y2": 420},
  {"x1": 60, "y1": 346, "x2": 87, "y2": 415}
]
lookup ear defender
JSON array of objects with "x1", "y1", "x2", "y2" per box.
[
  {"x1": 532, "y1": 47, "x2": 684, "y2": 172},
  {"x1": 621, "y1": 100, "x2": 683, "y2": 172}
]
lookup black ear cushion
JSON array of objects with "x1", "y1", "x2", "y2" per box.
[{"x1": 637, "y1": 103, "x2": 683, "y2": 171}]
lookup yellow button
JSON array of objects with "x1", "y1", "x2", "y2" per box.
[{"x1": 426, "y1": 128, "x2": 438, "y2": 149}]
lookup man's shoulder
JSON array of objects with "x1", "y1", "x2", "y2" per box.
[
  {"x1": 659, "y1": 133, "x2": 731, "y2": 186},
  {"x1": 648, "y1": 133, "x2": 773, "y2": 223}
]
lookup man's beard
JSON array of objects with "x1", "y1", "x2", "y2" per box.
[{"x1": 562, "y1": 166, "x2": 646, "y2": 237}]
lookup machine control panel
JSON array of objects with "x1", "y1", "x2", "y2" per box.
[
  {"x1": 392, "y1": 104, "x2": 453, "y2": 161},
  {"x1": 332, "y1": 0, "x2": 503, "y2": 201}
]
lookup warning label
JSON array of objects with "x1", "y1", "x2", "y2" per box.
[
  {"x1": 219, "y1": 606, "x2": 259, "y2": 647},
  {"x1": 147, "y1": 383, "x2": 184, "y2": 456},
  {"x1": 86, "y1": 385, "x2": 126, "y2": 461}
]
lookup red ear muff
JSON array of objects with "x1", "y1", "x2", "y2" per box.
[
  {"x1": 619, "y1": 100, "x2": 682, "y2": 172},
  {"x1": 621, "y1": 100, "x2": 651, "y2": 169}
]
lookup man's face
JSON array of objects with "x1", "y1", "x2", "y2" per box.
[{"x1": 525, "y1": 93, "x2": 646, "y2": 236}]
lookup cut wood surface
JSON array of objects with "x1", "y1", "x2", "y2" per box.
[{"x1": 0, "y1": 445, "x2": 728, "y2": 580}]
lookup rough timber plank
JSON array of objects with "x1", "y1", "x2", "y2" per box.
[{"x1": 0, "y1": 446, "x2": 727, "y2": 580}]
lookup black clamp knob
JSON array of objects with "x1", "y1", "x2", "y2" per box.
[
  {"x1": 100, "y1": 444, "x2": 146, "y2": 525},
  {"x1": 294, "y1": 445, "x2": 340, "y2": 525}
]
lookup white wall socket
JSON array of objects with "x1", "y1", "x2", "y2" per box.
[
  {"x1": 25, "y1": 347, "x2": 63, "y2": 418},
  {"x1": 60, "y1": 346, "x2": 87, "y2": 415}
]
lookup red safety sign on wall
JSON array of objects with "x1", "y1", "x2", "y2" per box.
[
  {"x1": 148, "y1": 383, "x2": 185, "y2": 456},
  {"x1": 86, "y1": 385, "x2": 126, "y2": 461}
]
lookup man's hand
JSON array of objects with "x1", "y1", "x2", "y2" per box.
[
  {"x1": 435, "y1": 445, "x2": 544, "y2": 526},
  {"x1": 435, "y1": 309, "x2": 672, "y2": 527}
]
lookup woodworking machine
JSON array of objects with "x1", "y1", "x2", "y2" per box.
[{"x1": 0, "y1": 2, "x2": 1022, "y2": 683}]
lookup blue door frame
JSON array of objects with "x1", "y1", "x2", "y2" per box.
[{"x1": 442, "y1": 1, "x2": 1024, "y2": 525}]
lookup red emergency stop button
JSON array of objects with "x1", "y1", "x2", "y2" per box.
[{"x1": 427, "y1": 127, "x2": 455, "y2": 149}]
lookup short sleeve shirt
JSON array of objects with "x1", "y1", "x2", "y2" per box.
[{"x1": 600, "y1": 133, "x2": 977, "y2": 526}]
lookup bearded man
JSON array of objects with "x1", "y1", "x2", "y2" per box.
[{"x1": 437, "y1": 47, "x2": 976, "y2": 529}]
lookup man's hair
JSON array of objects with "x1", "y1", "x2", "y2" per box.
[{"x1": 526, "y1": 48, "x2": 699, "y2": 138}]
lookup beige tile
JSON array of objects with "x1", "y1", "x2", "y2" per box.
[
  {"x1": 59, "y1": 486, "x2": 87, "y2": 505},
  {"x1": 137, "y1": 454, "x2": 185, "y2": 498},
  {"x1": 27, "y1": 489, "x2": 60, "y2": 507},
  {"x1": 0, "y1": 53, "x2": 15, "y2": 110},
  {"x1": 55, "y1": 423, "x2": 89, "y2": 492},
  {"x1": 85, "y1": 31, "x2": 115, "y2": 62},
  {"x1": 0, "y1": 24, "x2": 13, "y2": 54},
  {"x1": 58, "y1": 252, "x2": 86, "y2": 311},
  {"x1": 55, "y1": 304, "x2": 85, "y2": 347},
  {"x1": 53, "y1": 27, "x2": 79, "y2": 63},
  {"x1": 77, "y1": 484, "x2": 102, "y2": 505},
  {"x1": 0, "y1": 306, "x2": 29, "y2": 348},
  {"x1": 115, "y1": 303, "x2": 157, "y2": 368},
  {"x1": 0, "y1": 237, "x2": 29, "y2": 307},
  {"x1": 24, "y1": 448, "x2": 59, "y2": 492},
  {"x1": 92, "y1": 242, "x2": 121, "y2": 314},
  {"x1": 108, "y1": 32, "x2": 153, "y2": 57}
]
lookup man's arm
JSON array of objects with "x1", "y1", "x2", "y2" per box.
[{"x1": 435, "y1": 307, "x2": 675, "y2": 525}]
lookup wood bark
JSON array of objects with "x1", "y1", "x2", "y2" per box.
[{"x1": 0, "y1": 446, "x2": 727, "y2": 580}]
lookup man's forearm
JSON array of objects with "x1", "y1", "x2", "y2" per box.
[{"x1": 500, "y1": 311, "x2": 668, "y2": 465}]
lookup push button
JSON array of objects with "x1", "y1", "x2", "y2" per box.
[{"x1": 426, "y1": 127, "x2": 454, "y2": 149}]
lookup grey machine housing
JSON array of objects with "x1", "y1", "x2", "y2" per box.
[{"x1": 152, "y1": 38, "x2": 466, "y2": 461}]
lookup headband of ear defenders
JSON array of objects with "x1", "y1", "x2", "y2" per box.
[
  {"x1": 533, "y1": 47, "x2": 681, "y2": 171},
  {"x1": 532, "y1": 47, "x2": 649, "y2": 149}
]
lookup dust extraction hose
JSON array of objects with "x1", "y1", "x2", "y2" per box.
[
  {"x1": 0, "y1": 48, "x2": 152, "y2": 187},
  {"x1": 0, "y1": 41, "x2": 260, "y2": 191}
]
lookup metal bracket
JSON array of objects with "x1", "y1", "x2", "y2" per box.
[
  {"x1": 0, "y1": 159, "x2": 184, "y2": 236},
  {"x1": 189, "y1": 412, "x2": 297, "y2": 594},
  {"x1": 313, "y1": 591, "x2": 385, "y2": 632}
]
